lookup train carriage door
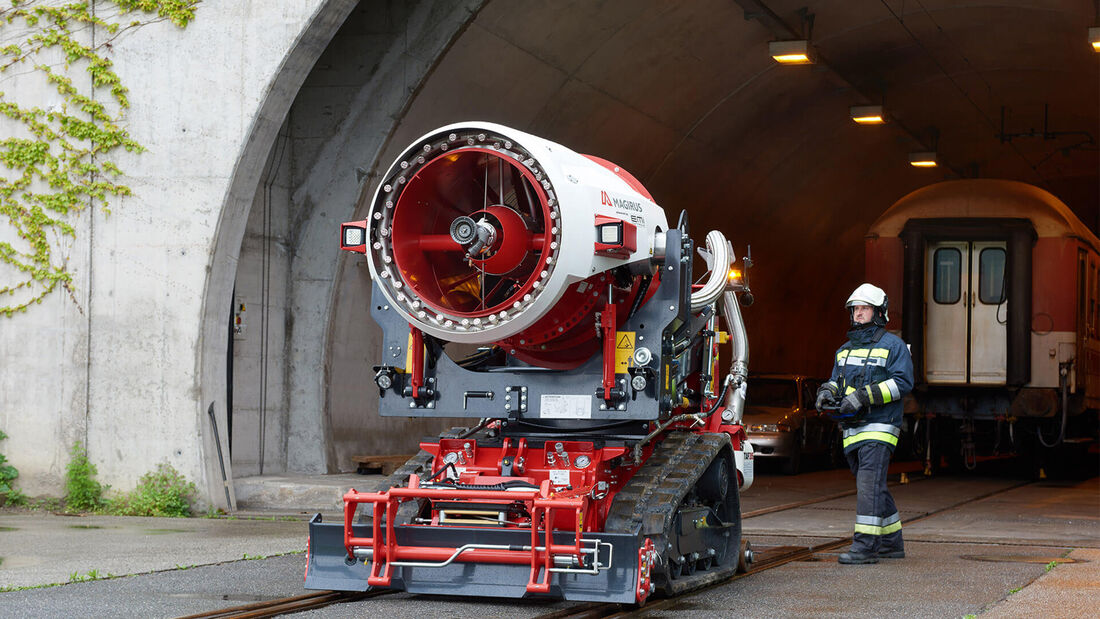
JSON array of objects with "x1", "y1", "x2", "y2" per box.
[
  {"x1": 926, "y1": 242, "x2": 968, "y2": 383},
  {"x1": 1082, "y1": 251, "x2": 1100, "y2": 403},
  {"x1": 970, "y1": 243, "x2": 1008, "y2": 384},
  {"x1": 924, "y1": 241, "x2": 1008, "y2": 385}
]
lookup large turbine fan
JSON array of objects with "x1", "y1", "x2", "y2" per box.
[{"x1": 390, "y1": 148, "x2": 553, "y2": 317}]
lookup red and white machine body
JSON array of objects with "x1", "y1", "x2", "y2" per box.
[
  {"x1": 308, "y1": 122, "x2": 756, "y2": 604},
  {"x1": 360, "y1": 122, "x2": 668, "y2": 346}
]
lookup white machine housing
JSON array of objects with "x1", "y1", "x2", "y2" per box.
[{"x1": 364, "y1": 122, "x2": 668, "y2": 345}]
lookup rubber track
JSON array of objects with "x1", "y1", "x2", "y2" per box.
[{"x1": 603, "y1": 431, "x2": 738, "y2": 596}]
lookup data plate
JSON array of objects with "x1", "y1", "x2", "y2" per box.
[{"x1": 540, "y1": 394, "x2": 592, "y2": 419}]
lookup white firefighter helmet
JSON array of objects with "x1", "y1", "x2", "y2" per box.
[{"x1": 846, "y1": 283, "x2": 889, "y2": 322}]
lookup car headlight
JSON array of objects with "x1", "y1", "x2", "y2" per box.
[{"x1": 748, "y1": 423, "x2": 791, "y2": 433}]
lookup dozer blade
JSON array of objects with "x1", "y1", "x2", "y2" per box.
[
  {"x1": 306, "y1": 515, "x2": 647, "y2": 603},
  {"x1": 305, "y1": 513, "x2": 372, "y2": 591}
]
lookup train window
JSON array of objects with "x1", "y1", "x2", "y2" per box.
[
  {"x1": 933, "y1": 248, "x2": 961, "y2": 304},
  {"x1": 978, "y1": 248, "x2": 1006, "y2": 304}
]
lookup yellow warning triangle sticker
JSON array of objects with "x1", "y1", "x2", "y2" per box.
[{"x1": 616, "y1": 333, "x2": 633, "y2": 349}]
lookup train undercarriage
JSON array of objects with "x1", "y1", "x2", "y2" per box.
[{"x1": 905, "y1": 386, "x2": 1098, "y2": 476}]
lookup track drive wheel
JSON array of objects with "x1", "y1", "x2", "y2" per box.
[
  {"x1": 655, "y1": 447, "x2": 742, "y2": 596},
  {"x1": 604, "y1": 432, "x2": 744, "y2": 598}
]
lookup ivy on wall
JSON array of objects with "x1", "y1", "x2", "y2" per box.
[{"x1": 0, "y1": 0, "x2": 198, "y2": 316}]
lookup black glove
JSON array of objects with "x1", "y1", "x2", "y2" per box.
[
  {"x1": 839, "y1": 389, "x2": 871, "y2": 419},
  {"x1": 815, "y1": 384, "x2": 838, "y2": 410}
]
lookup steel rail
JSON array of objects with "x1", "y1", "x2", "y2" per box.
[
  {"x1": 540, "y1": 477, "x2": 1034, "y2": 619},
  {"x1": 176, "y1": 477, "x2": 1029, "y2": 619},
  {"x1": 742, "y1": 468, "x2": 928, "y2": 519},
  {"x1": 172, "y1": 476, "x2": 913, "y2": 619},
  {"x1": 174, "y1": 590, "x2": 383, "y2": 619}
]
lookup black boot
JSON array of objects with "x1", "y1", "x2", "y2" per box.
[
  {"x1": 878, "y1": 549, "x2": 905, "y2": 558},
  {"x1": 838, "y1": 551, "x2": 879, "y2": 564}
]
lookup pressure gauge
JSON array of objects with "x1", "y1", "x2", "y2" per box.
[
  {"x1": 443, "y1": 452, "x2": 459, "y2": 464},
  {"x1": 574, "y1": 455, "x2": 591, "y2": 469}
]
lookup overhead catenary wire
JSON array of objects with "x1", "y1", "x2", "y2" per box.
[{"x1": 877, "y1": 0, "x2": 1051, "y2": 187}]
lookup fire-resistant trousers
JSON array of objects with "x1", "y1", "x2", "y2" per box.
[{"x1": 845, "y1": 440, "x2": 903, "y2": 555}]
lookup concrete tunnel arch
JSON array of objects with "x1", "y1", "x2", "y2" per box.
[
  {"x1": 201, "y1": 0, "x2": 1099, "y2": 497},
  {"x1": 199, "y1": 1, "x2": 483, "y2": 506},
  {"x1": 197, "y1": 0, "x2": 356, "y2": 508},
  {"x1": 320, "y1": 2, "x2": 942, "y2": 470}
]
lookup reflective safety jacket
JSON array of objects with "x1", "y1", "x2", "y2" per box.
[{"x1": 826, "y1": 326, "x2": 914, "y2": 453}]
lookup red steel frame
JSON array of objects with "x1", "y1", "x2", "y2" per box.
[
  {"x1": 344, "y1": 476, "x2": 590, "y2": 594},
  {"x1": 340, "y1": 284, "x2": 746, "y2": 603},
  {"x1": 339, "y1": 422, "x2": 746, "y2": 601}
]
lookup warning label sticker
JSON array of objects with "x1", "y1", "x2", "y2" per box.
[
  {"x1": 614, "y1": 331, "x2": 635, "y2": 373},
  {"x1": 549, "y1": 469, "x2": 570, "y2": 486},
  {"x1": 540, "y1": 394, "x2": 592, "y2": 419}
]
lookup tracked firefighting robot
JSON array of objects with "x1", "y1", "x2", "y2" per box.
[{"x1": 306, "y1": 122, "x2": 756, "y2": 604}]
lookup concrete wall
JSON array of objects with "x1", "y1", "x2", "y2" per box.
[
  {"x1": 0, "y1": 37, "x2": 89, "y2": 496},
  {"x1": 0, "y1": 0, "x2": 485, "y2": 505},
  {"x1": 0, "y1": 1, "x2": 356, "y2": 506}
]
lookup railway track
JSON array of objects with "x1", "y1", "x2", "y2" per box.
[
  {"x1": 175, "y1": 590, "x2": 386, "y2": 619},
  {"x1": 176, "y1": 475, "x2": 1027, "y2": 618},
  {"x1": 533, "y1": 477, "x2": 1034, "y2": 619},
  {"x1": 532, "y1": 477, "x2": 1029, "y2": 615}
]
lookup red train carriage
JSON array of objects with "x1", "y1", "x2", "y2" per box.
[{"x1": 865, "y1": 179, "x2": 1098, "y2": 471}]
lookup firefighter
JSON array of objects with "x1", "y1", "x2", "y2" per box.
[{"x1": 816, "y1": 283, "x2": 914, "y2": 564}]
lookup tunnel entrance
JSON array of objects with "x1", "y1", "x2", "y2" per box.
[
  {"x1": 206, "y1": 0, "x2": 1098, "y2": 503},
  {"x1": 213, "y1": 1, "x2": 482, "y2": 488}
]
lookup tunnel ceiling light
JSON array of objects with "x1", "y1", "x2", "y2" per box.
[
  {"x1": 769, "y1": 40, "x2": 815, "y2": 65},
  {"x1": 909, "y1": 152, "x2": 938, "y2": 167},
  {"x1": 1091, "y1": 27, "x2": 1100, "y2": 51},
  {"x1": 850, "y1": 105, "x2": 886, "y2": 125}
]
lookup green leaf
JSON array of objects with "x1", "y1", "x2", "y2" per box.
[{"x1": 0, "y1": 0, "x2": 197, "y2": 318}]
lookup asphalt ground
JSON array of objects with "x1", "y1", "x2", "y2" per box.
[
  {"x1": 1, "y1": 457, "x2": 1096, "y2": 618},
  {"x1": 0, "y1": 514, "x2": 306, "y2": 589}
]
